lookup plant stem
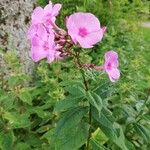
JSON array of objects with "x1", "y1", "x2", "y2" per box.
[
  {"x1": 86, "y1": 104, "x2": 92, "y2": 150},
  {"x1": 75, "y1": 52, "x2": 91, "y2": 150},
  {"x1": 136, "y1": 89, "x2": 150, "y2": 121}
]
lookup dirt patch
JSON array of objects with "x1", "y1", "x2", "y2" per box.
[{"x1": 141, "y1": 22, "x2": 150, "y2": 28}]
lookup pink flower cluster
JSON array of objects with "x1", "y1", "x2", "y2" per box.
[
  {"x1": 27, "y1": 1, "x2": 120, "y2": 82},
  {"x1": 27, "y1": 1, "x2": 62, "y2": 63},
  {"x1": 27, "y1": 1, "x2": 105, "y2": 62}
]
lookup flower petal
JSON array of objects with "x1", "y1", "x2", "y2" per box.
[
  {"x1": 27, "y1": 24, "x2": 47, "y2": 40},
  {"x1": 105, "y1": 51, "x2": 119, "y2": 68},
  {"x1": 32, "y1": 7, "x2": 44, "y2": 24},
  {"x1": 68, "y1": 12, "x2": 101, "y2": 31},
  {"x1": 76, "y1": 37, "x2": 93, "y2": 48},
  {"x1": 107, "y1": 68, "x2": 120, "y2": 82},
  {"x1": 44, "y1": 3, "x2": 53, "y2": 13},
  {"x1": 31, "y1": 46, "x2": 47, "y2": 62},
  {"x1": 52, "y1": 4, "x2": 62, "y2": 16},
  {"x1": 81, "y1": 30, "x2": 103, "y2": 47},
  {"x1": 66, "y1": 12, "x2": 103, "y2": 48},
  {"x1": 105, "y1": 51, "x2": 118, "y2": 62},
  {"x1": 30, "y1": 36, "x2": 47, "y2": 62}
]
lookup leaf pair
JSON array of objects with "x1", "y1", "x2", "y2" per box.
[
  {"x1": 54, "y1": 85, "x2": 86, "y2": 113},
  {"x1": 53, "y1": 107, "x2": 89, "y2": 150},
  {"x1": 87, "y1": 91, "x2": 103, "y2": 115}
]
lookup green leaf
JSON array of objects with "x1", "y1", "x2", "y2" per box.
[
  {"x1": 55, "y1": 122, "x2": 89, "y2": 150},
  {"x1": 3, "y1": 111, "x2": 30, "y2": 128},
  {"x1": 94, "y1": 81, "x2": 115, "y2": 99},
  {"x1": 93, "y1": 108, "x2": 115, "y2": 129},
  {"x1": 91, "y1": 128, "x2": 108, "y2": 145},
  {"x1": 60, "y1": 80, "x2": 84, "y2": 88},
  {"x1": 18, "y1": 88, "x2": 33, "y2": 105},
  {"x1": 29, "y1": 106, "x2": 52, "y2": 119},
  {"x1": 65, "y1": 85, "x2": 85, "y2": 97},
  {"x1": 93, "y1": 108, "x2": 128, "y2": 150},
  {"x1": 7, "y1": 75, "x2": 20, "y2": 87},
  {"x1": 114, "y1": 123, "x2": 129, "y2": 150},
  {"x1": 53, "y1": 107, "x2": 89, "y2": 149},
  {"x1": 54, "y1": 96, "x2": 83, "y2": 113},
  {"x1": 54, "y1": 107, "x2": 88, "y2": 137},
  {"x1": 54, "y1": 84, "x2": 86, "y2": 113},
  {"x1": 15, "y1": 142, "x2": 31, "y2": 150},
  {"x1": 91, "y1": 139, "x2": 109, "y2": 150},
  {"x1": 142, "y1": 114, "x2": 150, "y2": 121},
  {"x1": 42, "y1": 128, "x2": 54, "y2": 143},
  {"x1": 36, "y1": 125, "x2": 51, "y2": 133},
  {"x1": 41, "y1": 129, "x2": 56, "y2": 150},
  {"x1": 125, "y1": 139, "x2": 136, "y2": 150},
  {"x1": 25, "y1": 133, "x2": 43, "y2": 147},
  {"x1": 0, "y1": 91, "x2": 15, "y2": 110},
  {"x1": 0, "y1": 131, "x2": 14, "y2": 150},
  {"x1": 87, "y1": 91, "x2": 103, "y2": 115},
  {"x1": 37, "y1": 0, "x2": 48, "y2": 6},
  {"x1": 134, "y1": 123, "x2": 150, "y2": 143}
]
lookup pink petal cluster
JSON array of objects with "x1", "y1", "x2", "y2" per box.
[
  {"x1": 27, "y1": 3, "x2": 107, "y2": 64},
  {"x1": 27, "y1": 1, "x2": 62, "y2": 62},
  {"x1": 30, "y1": 1, "x2": 61, "y2": 28},
  {"x1": 66, "y1": 12, "x2": 105, "y2": 48},
  {"x1": 104, "y1": 51, "x2": 120, "y2": 82}
]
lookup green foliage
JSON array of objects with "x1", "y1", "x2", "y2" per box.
[
  {"x1": 53, "y1": 107, "x2": 89, "y2": 150},
  {"x1": 37, "y1": 0, "x2": 49, "y2": 6},
  {"x1": 87, "y1": 91, "x2": 103, "y2": 115},
  {"x1": 1, "y1": 0, "x2": 150, "y2": 149},
  {"x1": 0, "y1": 131, "x2": 14, "y2": 150}
]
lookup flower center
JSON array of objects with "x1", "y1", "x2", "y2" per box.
[
  {"x1": 43, "y1": 41, "x2": 49, "y2": 51},
  {"x1": 78, "y1": 27, "x2": 88, "y2": 38},
  {"x1": 107, "y1": 62, "x2": 112, "y2": 70}
]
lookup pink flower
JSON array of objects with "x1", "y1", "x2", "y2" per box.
[
  {"x1": 66, "y1": 12, "x2": 105, "y2": 48},
  {"x1": 27, "y1": 1, "x2": 63, "y2": 63},
  {"x1": 27, "y1": 24, "x2": 47, "y2": 40},
  {"x1": 31, "y1": 1, "x2": 62, "y2": 28},
  {"x1": 27, "y1": 1, "x2": 62, "y2": 41},
  {"x1": 31, "y1": 31, "x2": 57, "y2": 63},
  {"x1": 104, "y1": 51, "x2": 120, "y2": 82}
]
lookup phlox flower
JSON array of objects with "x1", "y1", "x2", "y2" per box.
[
  {"x1": 66, "y1": 12, "x2": 105, "y2": 48},
  {"x1": 31, "y1": 31, "x2": 57, "y2": 63},
  {"x1": 27, "y1": 1, "x2": 63, "y2": 63},
  {"x1": 27, "y1": 24, "x2": 47, "y2": 40},
  {"x1": 27, "y1": 1, "x2": 62, "y2": 40},
  {"x1": 31, "y1": 1, "x2": 62, "y2": 28},
  {"x1": 104, "y1": 51, "x2": 120, "y2": 82}
]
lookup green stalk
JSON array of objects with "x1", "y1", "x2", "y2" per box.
[{"x1": 75, "y1": 51, "x2": 91, "y2": 150}]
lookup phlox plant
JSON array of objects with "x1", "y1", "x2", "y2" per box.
[
  {"x1": 0, "y1": 0, "x2": 150, "y2": 150},
  {"x1": 27, "y1": 1, "x2": 120, "y2": 81},
  {"x1": 27, "y1": 1, "x2": 122, "y2": 149}
]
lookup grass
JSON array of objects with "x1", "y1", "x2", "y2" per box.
[{"x1": 142, "y1": 26, "x2": 150, "y2": 43}]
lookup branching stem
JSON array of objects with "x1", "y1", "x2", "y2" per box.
[{"x1": 75, "y1": 51, "x2": 92, "y2": 150}]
